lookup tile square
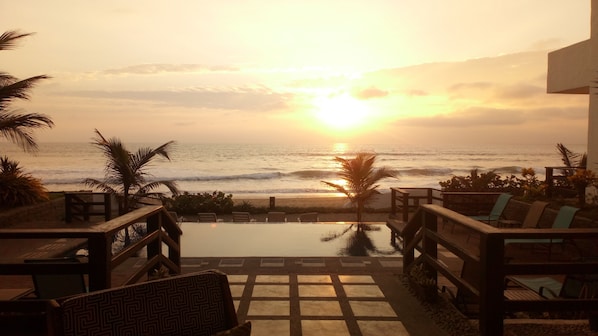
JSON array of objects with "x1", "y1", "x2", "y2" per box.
[
  {"x1": 250, "y1": 320, "x2": 290, "y2": 335},
  {"x1": 247, "y1": 301, "x2": 289, "y2": 316},
  {"x1": 300, "y1": 300, "x2": 343, "y2": 316},
  {"x1": 229, "y1": 284, "x2": 245, "y2": 298},
  {"x1": 298, "y1": 285, "x2": 337, "y2": 297},
  {"x1": 299, "y1": 258, "x2": 326, "y2": 267},
  {"x1": 260, "y1": 258, "x2": 285, "y2": 267},
  {"x1": 297, "y1": 275, "x2": 332, "y2": 283},
  {"x1": 255, "y1": 275, "x2": 289, "y2": 283},
  {"x1": 301, "y1": 320, "x2": 349, "y2": 336},
  {"x1": 343, "y1": 285, "x2": 384, "y2": 298},
  {"x1": 252, "y1": 285, "x2": 289, "y2": 298},
  {"x1": 349, "y1": 301, "x2": 397, "y2": 317},
  {"x1": 339, "y1": 275, "x2": 375, "y2": 283},
  {"x1": 357, "y1": 321, "x2": 409, "y2": 336},
  {"x1": 218, "y1": 259, "x2": 244, "y2": 267},
  {"x1": 227, "y1": 275, "x2": 248, "y2": 283}
]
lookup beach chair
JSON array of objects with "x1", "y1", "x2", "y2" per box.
[
  {"x1": 298, "y1": 212, "x2": 319, "y2": 222},
  {"x1": 232, "y1": 211, "x2": 252, "y2": 222},
  {"x1": 198, "y1": 212, "x2": 219, "y2": 222},
  {"x1": 266, "y1": 211, "x2": 287, "y2": 222},
  {"x1": 498, "y1": 201, "x2": 549, "y2": 228},
  {"x1": 504, "y1": 205, "x2": 580, "y2": 259},
  {"x1": 469, "y1": 193, "x2": 512, "y2": 226},
  {"x1": 441, "y1": 258, "x2": 481, "y2": 317},
  {"x1": 505, "y1": 274, "x2": 598, "y2": 317},
  {"x1": 25, "y1": 257, "x2": 87, "y2": 299}
]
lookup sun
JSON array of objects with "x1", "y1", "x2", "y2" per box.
[{"x1": 313, "y1": 94, "x2": 370, "y2": 130}]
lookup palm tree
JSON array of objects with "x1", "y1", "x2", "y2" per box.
[
  {"x1": 322, "y1": 152, "x2": 395, "y2": 224},
  {"x1": 0, "y1": 30, "x2": 53, "y2": 152},
  {"x1": 556, "y1": 143, "x2": 586, "y2": 174},
  {"x1": 83, "y1": 129, "x2": 181, "y2": 215},
  {"x1": 0, "y1": 156, "x2": 48, "y2": 208}
]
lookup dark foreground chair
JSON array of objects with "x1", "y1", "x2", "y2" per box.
[
  {"x1": 51, "y1": 270, "x2": 249, "y2": 336},
  {"x1": 25, "y1": 257, "x2": 87, "y2": 299}
]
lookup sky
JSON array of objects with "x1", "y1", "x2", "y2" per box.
[{"x1": 0, "y1": 1, "x2": 593, "y2": 146}]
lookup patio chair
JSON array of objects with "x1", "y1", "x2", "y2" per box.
[
  {"x1": 469, "y1": 193, "x2": 512, "y2": 226},
  {"x1": 505, "y1": 274, "x2": 598, "y2": 317},
  {"x1": 25, "y1": 257, "x2": 87, "y2": 299},
  {"x1": 51, "y1": 270, "x2": 249, "y2": 336},
  {"x1": 298, "y1": 212, "x2": 319, "y2": 222},
  {"x1": 266, "y1": 211, "x2": 287, "y2": 222},
  {"x1": 441, "y1": 258, "x2": 484, "y2": 317},
  {"x1": 504, "y1": 205, "x2": 580, "y2": 259},
  {"x1": 498, "y1": 201, "x2": 549, "y2": 228},
  {"x1": 198, "y1": 212, "x2": 219, "y2": 222},
  {"x1": 232, "y1": 211, "x2": 252, "y2": 222}
]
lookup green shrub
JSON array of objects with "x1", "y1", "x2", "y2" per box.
[
  {"x1": 165, "y1": 191, "x2": 234, "y2": 215},
  {"x1": 439, "y1": 168, "x2": 545, "y2": 198}
]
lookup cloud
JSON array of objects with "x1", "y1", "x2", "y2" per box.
[
  {"x1": 102, "y1": 63, "x2": 240, "y2": 75},
  {"x1": 60, "y1": 86, "x2": 292, "y2": 111},
  {"x1": 398, "y1": 105, "x2": 587, "y2": 128},
  {"x1": 351, "y1": 86, "x2": 389, "y2": 100}
]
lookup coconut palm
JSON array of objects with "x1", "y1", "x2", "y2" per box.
[
  {"x1": 0, "y1": 156, "x2": 47, "y2": 208},
  {"x1": 556, "y1": 143, "x2": 586, "y2": 174},
  {"x1": 0, "y1": 30, "x2": 53, "y2": 152},
  {"x1": 83, "y1": 129, "x2": 180, "y2": 215},
  {"x1": 322, "y1": 152, "x2": 395, "y2": 224}
]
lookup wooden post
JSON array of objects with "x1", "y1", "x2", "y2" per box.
[
  {"x1": 545, "y1": 167, "x2": 554, "y2": 198},
  {"x1": 147, "y1": 214, "x2": 161, "y2": 275},
  {"x1": 269, "y1": 197, "x2": 275, "y2": 209},
  {"x1": 103, "y1": 193, "x2": 112, "y2": 221},
  {"x1": 402, "y1": 191, "x2": 410, "y2": 223},
  {"x1": 390, "y1": 188, "x2": 397, "y2": 217},
  {"x1": 478, "y1": 232, "x2": 505, "y2": 336},
  {"x1": 87, "y1": 233, "x2": 111, "y2": 291}
]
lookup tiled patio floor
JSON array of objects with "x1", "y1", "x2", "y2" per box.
[{"x1": 166, "y1": 256, "x2": 455, "y2": 336}]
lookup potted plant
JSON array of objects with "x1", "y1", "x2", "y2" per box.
[{"x1": 408, "y1": 262, "x2": 438, "y2": 303}]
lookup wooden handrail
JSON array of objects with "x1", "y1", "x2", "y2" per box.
[
  {"x1": 403, "y1": 203, "x2": 598, "y2": 336},
  {"x1": 0, "y1": 205, "x2": 181, "y2": 291}
]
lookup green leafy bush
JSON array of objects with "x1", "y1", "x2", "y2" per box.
[
  {"x1": 439, "y1": 168, "x2": 545, "y2": 198},
  {"x1": 165, "y1": 191, "x2": 233, "y2": 215}
]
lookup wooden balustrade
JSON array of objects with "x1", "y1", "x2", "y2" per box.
[
  {"x1": 64, "y1": 192, "x2": 113, "y2": 222},
  {"x1": 0, "y1": 205, "x2": 181, "y2": 291},
  {"x1": 402, "y1": 203, "x2": 598, "y2": 336}
]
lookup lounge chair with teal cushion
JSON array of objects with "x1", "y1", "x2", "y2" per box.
[
  {"x1": 469, "y1": 193, "x2": 513, "y2": 226},
  {"x1": 504, "y1": 205, "x2": 579, "y2": 258}
]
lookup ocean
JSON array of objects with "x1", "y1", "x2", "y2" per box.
[{"x1": 2, "y1": 142, "x2": 587, "y2": 199}]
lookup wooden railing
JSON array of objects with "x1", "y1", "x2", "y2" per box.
[
  {"x1": 389, "y1": 187, "x2": 443, "y2": 222},
  {"x1": 402, "y1": 204, "x2": 598, "y2": 336},
  {"x1": 0, "y1": 205, "x2": 181, "y2": 291},
  {"x1": 545, "y1": 166, "x2": 582, "y2": 198},
  {"x1": 64, "y1": 192, "x2": 112, "y2": 222}
]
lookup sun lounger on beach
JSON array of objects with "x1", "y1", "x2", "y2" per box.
[
  {"x1": 469, "y1": 193, "x2": 512, "y2": 226},
  {"x1": 198, "y1": 212, "x2": 219, "y2": 222},
  {"x1": 298, "y1": 212, "x2": 319, "y2": 222},
  {"x1": 232, "y1": 211, "x2": 252, "y2": 222},
  {"x1": 266, "y1": 211, "x2": 287, "y2": 222}
]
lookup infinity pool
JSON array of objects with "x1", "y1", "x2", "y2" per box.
[{"x1": 179, "y1": 222, "x2": 401, "y2": 257}]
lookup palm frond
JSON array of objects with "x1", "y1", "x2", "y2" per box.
[
  {"x1": 0, "y1": 110, "x2": 54, "y2": 151},
  {"x1": 0, "y1": 30, "x2": 33, "y2": 51},
  {"x1": 0, "y1": 75, "x2": 50, "y2": 108}
]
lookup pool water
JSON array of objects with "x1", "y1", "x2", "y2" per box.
[{"x1": 179, "y1": 222, "x2": 401, "y2": 257}]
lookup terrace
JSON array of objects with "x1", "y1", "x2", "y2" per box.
[{"x1": 1, "y1": 189, "x2": 598, "y2": 335}]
